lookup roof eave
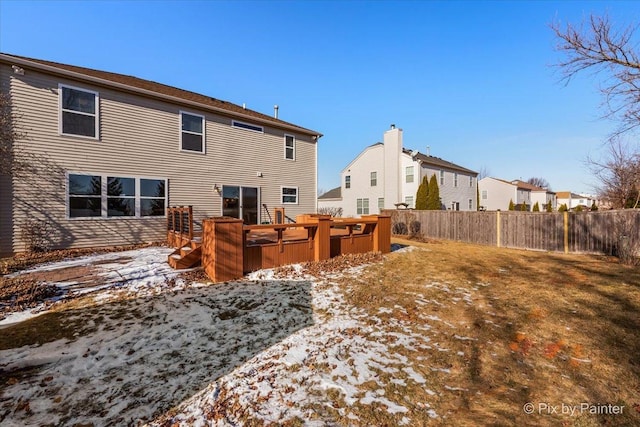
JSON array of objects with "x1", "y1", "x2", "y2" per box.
[{"x1": 1, "y1": 54, "x2": 322, "y2": 138}]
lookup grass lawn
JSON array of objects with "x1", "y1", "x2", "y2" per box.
[{"x1": 330, "y1": 237, "x2": 640, "y2": 426}]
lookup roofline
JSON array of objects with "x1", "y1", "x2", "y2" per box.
[{"x1": 1, "y1": 53, "x2": 322, "y2": 138}]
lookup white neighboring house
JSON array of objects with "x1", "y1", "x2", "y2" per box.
[
  {"x1": 318, "y1": 126, "x2": 478, "y2": 217},
  {"x1": 556, "y1": 192, "x2": 597, "y2": 210},
  {"x1": 479, "y1": 178, "x2": 556, "y2": 211},
  {"x1": 511, "y1": 180, "x2": 557, "y2": 211}
]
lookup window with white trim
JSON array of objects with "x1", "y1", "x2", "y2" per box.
[
  {"x1": 281, "y1": 186, "x2": 298, "y2": 204},
  {"x1": 439, "y1": 170, "x2": 445, "y2": 185},
  {"x1": 405, "y1": 196, "x2": 414, "y2": 208},
  {"x1": 357, "y1": 198, "x2": 369, "y2": 215},
  {"x1": 68, "y1": 173, "x2": 166, "y2": 218},
  {"x1": 181, "y1": 112, "x2": 205, "y2": 153},
  {"x1": 482, "y1": 190, "x2": 488, "y2": 200},
  {"x1": 405, "y1": 167, "x2": 414, "y2": 183},
  {"x1": 370, "y1": 171, "x2": 377, "y2": 187},
  {"x1": 284, "y1": 134, "x2": 295, "y2": 160},
  {"x1": 468, "y1": 199, "x2": 473, "y2": 210},
  {"x1": 469, "y1": 176, "x2": 474, "y2": 187},
  {"x1": 232, "y1": 120, "x2": 263, "y2": 132},
  {"x1": 68, "y1": 174, "x2": 102, "y2": 217},
  {"x1": 454, "y1": 173, "x2": 458, "y2": 187},
  {"x1": 378, "y1": 197, "x2": 384, "y2": 211},
  {"x1": 60, "y1": 85, "x2": 99, "y2": 138},
  {"x1": 345, "y1": 175, "x2": 351, "y2": 189}
]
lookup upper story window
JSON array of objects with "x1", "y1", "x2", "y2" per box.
[
  {"x1": 281, "y1": 186, "x2": 298, "y2": 204},
  {"x1": 439, "y1": 170, "x2": 445, "y2": 185},
  {"x1": 482, "y1": 190, "x2": 488, "y2": 200},
  {"x1": 284, "y1": 134, "x2": 295, "y2": 160},
  {"x1": 370, "y1": 171, "x2": 377, "y2": 187},
  {"x1": 378, "y1": 197, "x2": 384, "y2": 210},
  {"x1": 405, "y1": 166, "x2": 414, "y2": 183},
  {"x1": 454, "y1": 173, "x2": 458, "y2": 187},
  {"x1": 232, "y1": 120, "x2": 264, "y2": 133},
  {"x1": 180, "y1": 112, "x2": 205, "y2": 153},
  {"x1": 345, "y1": 175, "x2": 351, "y2": 189},
  {"x1": 468, "y1": 199, "x2": 473, "y2": 210},
  {"x1": 60, "y1": 84, "x2": 99, "y2": 138},
  {"x1": 469, "y1": 176, "x2": 474, "y2": 187}
]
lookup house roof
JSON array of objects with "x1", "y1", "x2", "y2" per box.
[
  {"x1": 510, "y1": 180, "x2": 555, "y2": 194},
  {"x1": 556, "y1": 191, "x2": 584, "y2": 199},
  {"x1": 318, "y1": 186, "x2": 341, "y2": 200},
  {"x1": 1, "y1": 53, "x2": 322, "y2": 138},
  {"x1": 404, "y1": 149, "x2": 477, "y2": 175}
]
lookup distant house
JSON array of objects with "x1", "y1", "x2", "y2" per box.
[
  {"x1": 479, "y1": 178, "x2": 557, "y2": 211},
  {"x1": 511, "y1": 180, "x2": 557, "y2": 210},
  {"x1": 0, "y1": 53, "x2": 322, "y2": 254},
  {"x1": 556, "y1": 192, "x2": 597, "y2": 211},
  {"x1": 318, "y1": 126, "x2": 478, "y2": 217}
]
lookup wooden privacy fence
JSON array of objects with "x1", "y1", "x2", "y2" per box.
[
  {"x1": 201, "y1": 215, "x2": 391, "y2": 282},
  {"x1": 383, "y1": 209, "x2": 640, "y2": 256}
]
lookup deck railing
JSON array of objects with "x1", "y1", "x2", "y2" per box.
[
  {"x1": 167, "y1": 206, "x2": 193, "y2": 248},
  {"x1": 200, "y1": 215, "x2": 391, "y2": 282}
]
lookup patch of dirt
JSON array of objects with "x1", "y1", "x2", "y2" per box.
[
  {"x1": 0, "y1": 242, "x2": 165, "y2": 275},
  {"x1": 0, "y1": 276, "x2": 62, "y2": 318}
]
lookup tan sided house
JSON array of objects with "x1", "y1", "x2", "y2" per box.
[{"x1": 0, "y1": 53, "x2": 322, "y2": 255}]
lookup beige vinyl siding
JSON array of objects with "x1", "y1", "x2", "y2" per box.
[{"x1": 5, "y1": 65, "x2": 317, "y2": 252}]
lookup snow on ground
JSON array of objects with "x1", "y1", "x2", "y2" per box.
[{"x1": 0, "y1": 244, "x2": 473, "y2": 426}]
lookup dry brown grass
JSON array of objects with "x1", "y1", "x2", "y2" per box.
[{"x1": 335, "y1": 238, "x2": 640, "y2": 426}]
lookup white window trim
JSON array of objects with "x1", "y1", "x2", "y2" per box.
[
  {"x1": 454, "y1": 173, "x2": 458, "y2": 187},
  {"x1": 345, "y1": 175, "x2": 351, "y2": 189},
  {"x1": 284, "y1": 134, "x2": 296, "y2": 160},
  {"x1": 232, "y1": 120, "x2": 264, "y2": 133},
  {"x1": 66, "y1": 172, "x2": 168, "y2": 220},
  {"x1": 179, "y1": 111, "x2": 206, "y2": 154},
  {"x1": 405, "y1": 166, "x2": 414, "y2": 183},
  {"x1": 59, "y1": 84, "x2": 100, "y2": 140},
  {"x1": 378, "y1": 197, "x2": 384, "y2": 211},
  {"x1": 370, "y1": 171, "x2": 377, "y2": 187},
  {"x1": 281, "y1": 186, "x2": 299, "y2": 205},
  {"x1": 439, "y1": 170, "x2": 445, "y2": 185},
  {"x1": 469, "y1": 176, "x2": 474, "y2": 187}
]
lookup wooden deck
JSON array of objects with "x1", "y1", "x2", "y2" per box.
[{"x1": 166, "y1": 207, "x2": 391, "y2": 283}]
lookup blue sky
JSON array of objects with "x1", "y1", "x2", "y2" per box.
[{"x1": 2, "y1": 0, "x2": 639, "y2": 194}]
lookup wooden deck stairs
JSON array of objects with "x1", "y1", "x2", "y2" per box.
[{"x1": 167, "y1": 235, "x2": 202, "y2": 269}]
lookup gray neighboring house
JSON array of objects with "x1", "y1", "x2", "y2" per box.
[
  {"x1": 318, "y1": 126, "x2": 478, "y2": 217},
  {"x1": 0, "y1": 53, "x2": 322, "y2": 255}
]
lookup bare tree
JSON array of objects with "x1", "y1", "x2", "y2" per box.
[
  {"x1": 526, "y1": 177, "x2": 551, "y2": 190},
  {"x1": 477, "y1": 166, "x2": 491, "y2": 180},
  {"x1": 552, "y1": 14, "x2": 640, "y2": 137},
  {"x1": 587, "y1": 138, "x2": 640, "y2": 209},
  {"x1": 552, "y1": 14, "x2": 640, "y2": 207}
]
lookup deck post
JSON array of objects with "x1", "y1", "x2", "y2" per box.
[
  {"x1": 363, "y1": 215, "x2": 391, "y2": 253},
  {"x1": 202, "y1": 217, "x2": 244, "y2": 282},
  {"x1": 314, "y1": 217, "x2": 331, "y2": 261}
]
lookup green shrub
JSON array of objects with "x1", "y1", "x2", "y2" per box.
[{"x1": 533, "y1": 202, "x2": 540, "y2": 212}]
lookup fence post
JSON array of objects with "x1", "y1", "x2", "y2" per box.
[
  {"x1": 202, "y1": 218, "x2": 244, "y2": 282},
  {"x1": 496, "y1": 211, "x2": 501, "y2": 248},
  {"x1": 563, "y1": 211, "x2": 569, "y2": 254},
  {"x1": 314, "y1": 217, "x2": 331, "y2": 261}
]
